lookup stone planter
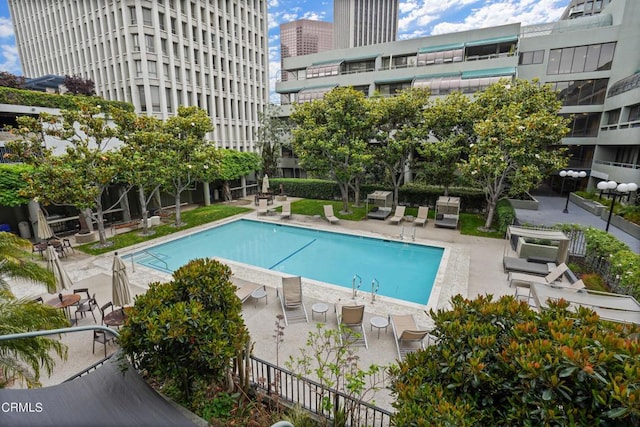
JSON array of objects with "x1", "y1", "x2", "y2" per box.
[
  {"x1": 508, "y1": 193, "x2": 539, "y2": 210},
  {"x1": 599, "y1": 210, "x2": 640, "y2": 239},
  {"x1": 516, "y1": 237, "x2": 559, "y2": 260},
  {"x1": 74, "y1": 231, "x2": 97, "y2": 244},
  {"x1": 569, "y1": 193, "x2": 605, "y2": 215},
  {"x1": 275, "y1": 195, "x2": 287, "y2": 202}
]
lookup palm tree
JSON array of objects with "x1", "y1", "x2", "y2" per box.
[
  {"x1": 0, "y1": 232, "x2": 68, "y2": 387},
  {"x1": 0, "y1": 231, "x2": 55, "y2": 292}
]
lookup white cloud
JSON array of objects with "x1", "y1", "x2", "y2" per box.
[{"x1": 0, "y1": 44, "x2": 22, "y2": 75}]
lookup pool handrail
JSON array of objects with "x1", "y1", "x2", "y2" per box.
[{"x1": 352, "y1": 274, "x2": 362, "y2": 299}]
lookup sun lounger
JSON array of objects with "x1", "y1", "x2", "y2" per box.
[
  {"x1": 413, "y1": 206, "x2": 429, "y2": 227},
  {"x1": 257, "y1": 198, "x2": 268, "y2": 215},
  {"x1": 509, "y1": 263, "x2": 569, "y2": 287},
  {"x1": 231, "y1": 277, "x2": 263, "y2": 303},
  {"x1": 390, "y1": 314, "x2": 430, "y2": 360},
  {"x1": 277, "y1": 276, "x2": 308, "y2": 325},
  {"x1": 323, "y1": 205, "x2": 339, "y2": 224},
  {"x1": 389, "y1": 206, "x2": 406, "y2": 225},
  {"x1": 336, "y1": 304, "x2": 368, "y2": 348},
  {"x1": 280, "y1": 201, "x2": 291, "y2": 219},
  {"x1": 503, "y1": 257, "x2": 555, "y2": 276}
]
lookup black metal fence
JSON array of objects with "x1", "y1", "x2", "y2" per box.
[{"x1": 249, "y1": 355, "x2": 393, "y2": 427}]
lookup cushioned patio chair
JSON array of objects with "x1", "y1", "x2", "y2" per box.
[
  {"x1": 323, "y1": 205, "x2": 339, "y2": 224},
  {"x1": 277, "y1": 276, "x2": 308, "y2": 325},
  {"x1": 413, "y1": 206, "x2": 429, "y2": 227},
  {"x1": 336, "y1": 304, "x2": 368, "y2": 349},
  {"x1": 503, "y1": 257, "x2": 556, "y2": 276},
  {"x1": 280, "y1": 201, "x2": 291, "y2": 219},
  {"x1": 390, "y1": 314, "x2": 430, "y2": 360},
  {"x1": 257, "y1": 198, "x2": 269, "y2": 215},
  {"x1": 389, "y1": 206, "x2": 406, "y2": 225}
]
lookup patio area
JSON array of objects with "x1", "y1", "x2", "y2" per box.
[{"x1": 8, "y1": 198, "x2": 514, "y2": 411}]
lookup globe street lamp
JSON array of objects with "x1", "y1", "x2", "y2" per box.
[
  {"x1": 559, "y1": 170, "x2": 587, "y2": 213},
  {"x1": 596, "y1": 180, "x2": 638, "y2": 232}
]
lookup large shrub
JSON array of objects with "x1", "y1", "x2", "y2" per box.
[
  {"x1": 119, "y1": 258, "x2": 250, "y2": 402},
  {"x1": 389, "y1": 295, "x2": 640, "y2": 426}
]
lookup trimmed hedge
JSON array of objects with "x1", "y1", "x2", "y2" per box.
[
  {"x1": 0, "y1": 87, "x2": 133, "y2": 112},
  {"x1": 271, "y1": 178, "x2": 486, "y2": 213},
  {"x1": 496, "y1": 199, "x2": 517, "y2": 234}
]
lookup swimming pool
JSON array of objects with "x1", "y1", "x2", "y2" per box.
[{"x1": 130, "y1": 219, "x2": 444, "y2": 305}]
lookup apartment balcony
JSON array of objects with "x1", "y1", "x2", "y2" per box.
[{"x1": 591, "y1": 159, "x2": 640, "y2": 184}]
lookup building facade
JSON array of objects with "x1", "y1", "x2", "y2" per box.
[
  {"x1": 280, "y1": 19, "x2": 333, "y2": 59},
  {"x1": 8, "y1": 0, "x2": 270, "y2": 152},
  {"x1": 276, "y1": 0, "x2": 640, "y2": 190},
  {"x1": 333, "y1": 0, "x2": 398, "y2": 49}
]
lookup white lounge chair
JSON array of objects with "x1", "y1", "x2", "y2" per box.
[
  {"x1": 231, "y1": 277, "x2": 263, "y2": 303},
  {"x1": 323, "y1": 205, "x2": 339, "y2": 224},
  {"x1": 503, "y1": 257, "x2": 555, "y2": 276},
  {"x1": 280, "y1": 201, "x2": 291, "y2": 219},
  {"x1": 257, "y1": 198, "x2": 268, "y2": 215},
  {"x1": 413, "y1": 206, "x2": 429, "y2": 227},
  {"x1": 336, "y1": 304, "x2": 368, "y2": 349},
  {"x1": 510, "y1": 263, "x2": 569, "y2": 302},
  {"x1": 277, "y1": 276, "x2": 309, "y2": 325},
  {"x1": 390, "y1": 314, "x2": 430, "y2": 360},
  {"x1": 389, "y1": 206, "x2": 406, "y2": 225}
]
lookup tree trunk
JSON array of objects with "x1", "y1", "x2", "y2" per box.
[
  {"x1": 95, "y1": 199, "x2": 107, "y2": 245},
  {"x1": 484, "y1": 199, "x2": 497, "y2": 230},
  {"x1": 174, "y1": 192, "x2": 183, "y2": 227},
  {"x1": 138, "y1": 187, "x2": 149, "y2": 234},
  {"x1": 353, "y1": 178, "x2": 361, "y2": 207},
  {"x1": 339, "y1": 183, "x2": 350, "y2": 213}
]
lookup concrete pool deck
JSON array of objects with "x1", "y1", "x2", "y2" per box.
[{"x1": 7, "y1": 198, "x2": 513, "y2": 410}]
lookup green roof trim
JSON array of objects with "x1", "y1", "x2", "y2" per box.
[
  {"x1": 461, "y1": 67, "x2": 516, "y2": 79},
  {"x1": 418, "y1": 43, "x2": 465, "y2": 53},
  {"x1": 414, "y1": 72, "x2": 461, "y2": 80},
  {"x1": 277, "y1": 84, "x2": 337, "y2": 94},
  {"x1": 465, "y1": 35, "x2": 518, "y2": 47},
  {"x1": 344, "y1": 54, "x2": 379, "y2": 62},
  {"x1": 310, "y1": 59, "x2": 344, "y2": 66},
  {"x1": 299, "y1": 84, "x2": 338, "y2": 92},
  {"x1": 374, "y1": 77, "x2": 414, "y2": 85}
]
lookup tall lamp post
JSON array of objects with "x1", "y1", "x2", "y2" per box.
[
  {"x1": 559, "y1": 170, "x2": 587, "y2": 213},
  {"x1": 596, "y1": 180, "x2": 638, "y2": 232}
]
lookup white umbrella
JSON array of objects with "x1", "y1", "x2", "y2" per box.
[
  {"x1": 112, "y1": 253, "x2": 132, "y2": 308},
  {"x1": 262, "y1": 174, "x2": 270, "y2": 194},
  {"x1": 36, "y1": 208, "x2": 55, "y2": 241},
  {"x1": 45, "y1": 246, "x2": 72, "y2": 293}
]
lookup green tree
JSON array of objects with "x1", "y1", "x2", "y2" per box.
[
  {"x1": 291, "y1": 87, "x2": 374, "y2": 213},
  {"x1": 157, "y1": 106, "x2": 218, "y2": 227},
  {"x1": 257, "y1": 105, "x2": 290, "y2": 178},
  {"x1": 217, "y1": 150, "x2": 261, "y2": 201},
  {"x1": 7, "y1": 102, "x2": 133, "y2": 246},
  {"x1": 460, "y1": 79, "x2": 569, "y2": 229},
  {"x1": 112, "y1": 111, "x2": 168, "y2": 235},
  {"x1": 418, "y1": 91, "x2": 477, "y2": 195},
  {"x1": 389, "y1": 294, "x2": 640, "y2": 426},
  {"x1": 119, "y1": 258, "x2": 250, "y2": 403},
  {"x1": 370, "y1": 87, "x2": 430, "y2": 206},
  {"x1": 0, "y1": 233, "x2": 68, "y2": 388},
  {"x1": 0, "y1": 164, "x2": 33, "y2": 207}
]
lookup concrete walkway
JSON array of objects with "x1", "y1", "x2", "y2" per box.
[{"x1": 514, "y1": 195, "x2": 639, "y2": 253}]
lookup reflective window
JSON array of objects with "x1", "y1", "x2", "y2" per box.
[
  {"x1": 551, "y1": 79, "x2": 608, "y2": 105},
  {"x1": 376, "y1": 81, "x2": 412, "y2": 96},
  {"x1": 605, "y1": 108, "x2": 620, "y2": 125},
  {"x1": 519, "y1": 50, "x2": 544, "y2": 65},
  {"x1": 297, "y1": 86, "x2": 335, "y2": 102},
  {"x1": 608, "y1": 73, "x2": 640, "y2": 97},
  {"x1": 547, "y1": 42, "x2": 615, "y2": 74},
  {"x1": 561, "y1": 112, "x2": 601, "y2": 137},
  {"x1": 628, "y1": 104, "x2": 640, "y2": 122},
  {"x1": 306, "y1": 62, "x2": 341, "y2": 79}
]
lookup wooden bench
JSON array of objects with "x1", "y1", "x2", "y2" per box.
[{"x1": 111, "y1": 220, "x2": 141, "y2": 234}]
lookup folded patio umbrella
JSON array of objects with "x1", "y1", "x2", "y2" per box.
[
  {"x1": 112, "y1": 253, "x2": 132, "y2": 307},
  {"x1": 36, "y1": 207, "x2": 55, "y2": 241},
  {"x1": 45, "y1": 246, "x2": 72, "y2": 292}
]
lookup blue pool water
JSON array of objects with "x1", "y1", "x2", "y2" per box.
[{"x1": 130, "y1": 219, "x2": 444, "y2": 305}]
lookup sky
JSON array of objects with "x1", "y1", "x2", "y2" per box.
[{"x1": 0, "y1": 0, "x2": 570, "y2": 102}]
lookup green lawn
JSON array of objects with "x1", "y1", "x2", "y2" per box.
[{"x1": 79, "y1": 204, "x2": 251, "y2": 255}]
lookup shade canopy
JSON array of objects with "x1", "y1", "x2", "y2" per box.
[
  {"x1": 36, "y1": 208, "x2": 54, "y2": 241},
  {"x1": 506, "y1": 226, "x2": 570, "y2": 264},
  {"x1": 45, "y1": 246, "x2": 72, "y2": 292},
  {"x1": 112, "y1": 255, "x2": 132, "y2": 308},
  {"x1": 0, "y1": 356, "x2": 200, "y2": 426}
]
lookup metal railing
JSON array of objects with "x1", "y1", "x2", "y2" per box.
[{"x1": 249, "y1": 355, "x2": 392, "y2": 427}]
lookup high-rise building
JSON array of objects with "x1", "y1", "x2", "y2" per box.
[
  {"x1": 280, "y1": 19, "x2": 333, "y2": 59},
  {"x1": 333, "y1": 0, "x2": 398, "y2": 49},
  {"x1": 276, "y1": 0, "x2": 640, "y2": 191},
  {"x1": 8, "y1": 0, "x2": 269, "y2": 152}
]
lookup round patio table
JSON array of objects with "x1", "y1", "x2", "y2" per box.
[{"x1": 46, "y1": 293, "x2": 81, "y2": 324}]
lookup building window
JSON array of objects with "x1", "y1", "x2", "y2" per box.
[
  {"x1": 376, "y1": 81, "x2": 412, "y2": 96},
  {"x1": 138, "y1": 86, "x2": 147, "y2": 112},
  {"x1": 135, "y1": 60, "x2": 143, "y2": 76},
  {"x1": 551, "y1": 79, "x2": 608, "y2": 105},
  {"x1": 145, "y1": 35, "x2": 155, "y2": 53},
  {"x1": 150, "y1": 86, "x2": 161, "y2": 112},
  {"x1": 605, "y1": 108, "x2": 620, "y2": 125},
  {"x1": 519, "y1": 50, "x2": 544, "y2": 65},
  {"x1": 627, "y1": 104, "x2": 640, "y2": 123},
  {"x1": 148, "y1": 60, "x2": 157, "y2": 78},
  {"x1": 547, "y1": 42, "x2": 616, "y2": 75},
  {"x1": 562, "y1": 112, "x2": 601, "y2": 137},
  {"x1": 132, "y1": 34, "x2": 140, "y2": 52},
  {"x1": 129, "y1": 6, "x2": 136, "y2": 25},
  {"x1": 142, "y1": 7, "x2": 152, "y2": 26},
  {"x1": 417, "y1": 49, "x2": 463, "y2": 66}
]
